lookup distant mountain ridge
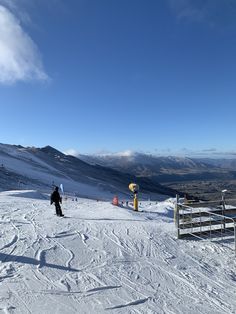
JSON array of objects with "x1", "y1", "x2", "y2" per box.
[
  {"x1": 78, "y1": 152, "x2": 215, "y2": 176},
  {"x1": 78, "y1": 152, "x2": 236, "y2": 183},
  {"x1": 0, "y1": 143, "x2": 177, "y2": 199}
]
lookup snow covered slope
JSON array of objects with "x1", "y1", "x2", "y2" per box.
[{"x1": 0, "y1": 190, "x2": 236, "y2": 313}]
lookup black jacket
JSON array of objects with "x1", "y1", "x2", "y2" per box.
[{"x1": 51, "y1": 191, "x2": 62, "y2": 204}]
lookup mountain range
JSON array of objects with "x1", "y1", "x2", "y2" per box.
[
  {"x1": 3, "y1": 143, "x2": 236, "y2": 201},
  {"x1": 77, "y1": 152, "x2": 236, "y2": 200},
  {"x1": 0, "y1": 143, "x2": 177, "y2": 200},
  {"x1": 78, "y1": 152, "x2": 236, "y2": 182}
]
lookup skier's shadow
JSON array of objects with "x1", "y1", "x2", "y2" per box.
[{"x1": 0, "y1": 252, "x2": 79, "y2": 272}]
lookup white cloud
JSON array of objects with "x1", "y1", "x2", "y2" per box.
[
  {"x1": 0, "y1": 0, "x2": 33, "y2": 25},
  {"x1": 64, "y1": 149, "x2": 80, "y2": 157},
  {"x1": 113, "y1": 150, "x2": 134, "y2": 157},
  {"x1": 0, "y1": 5, "x2": 48, "y2": 84},
  {"x1": 65, "y1": 148, "x2": 135, "y2": 158}
]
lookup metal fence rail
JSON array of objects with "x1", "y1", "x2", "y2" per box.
[{"x1": 175, "y1": 195, "x2": 236, "y2": 255}]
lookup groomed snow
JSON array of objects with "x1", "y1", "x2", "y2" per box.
[{"x1": 0, "y1": 190, "x2": 236, "y2": 313}]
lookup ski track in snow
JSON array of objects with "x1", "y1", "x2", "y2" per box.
[{"x1": 0, "y1": 191, "x2": 236, "y2": 313}]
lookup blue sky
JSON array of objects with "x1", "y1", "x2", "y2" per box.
[{"x1": 1, "y1": 0, "x2": 236, "y2": 156}]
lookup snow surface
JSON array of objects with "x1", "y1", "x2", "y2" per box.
[{"x1": 0, "y1": 190, "x2": 236, "y2": 313}]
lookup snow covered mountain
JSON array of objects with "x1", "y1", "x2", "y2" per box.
[
  {"x1": 0, "y1": 143, "x2": 176, "y2": 199},
  {"x1": 78, "y1": 152, "x2": 216, "y2": 178}
]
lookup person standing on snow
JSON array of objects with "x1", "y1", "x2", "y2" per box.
[{"x1": 50, "y1": 186, "x2": 64, "y2": 216}]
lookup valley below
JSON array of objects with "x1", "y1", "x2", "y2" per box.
[{"x1": 157, "y1": 170, "x2": 236, "y2": 201}]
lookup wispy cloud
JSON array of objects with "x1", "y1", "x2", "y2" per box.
[
  {"x1": 64, "y1": 146, "x2": 236, "y2": 159},
  {"x1": 168, "y1": 0, "x2": 205, "y2": 22},
  {"x1": 0, "y1": 4, "x2": 48, "y2": 84},
  {"x1": 157, "y1": 147, "x2": 236, "y2": 158},
  {"x1": 168, "y1": 0, "x2": 236, "y2": 28}
]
